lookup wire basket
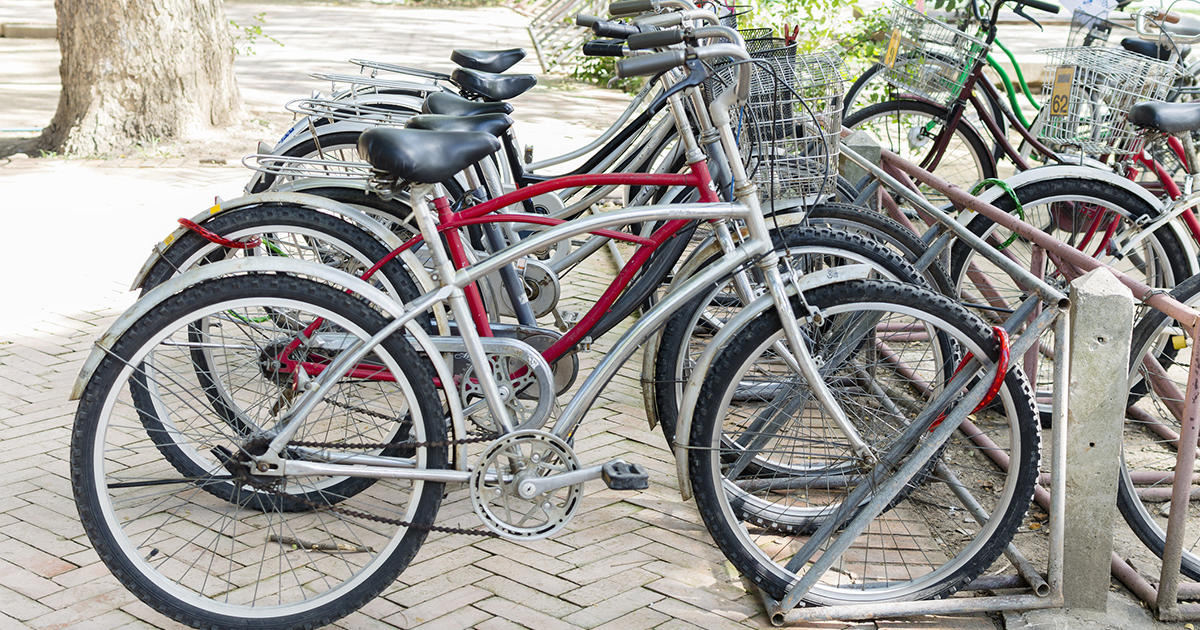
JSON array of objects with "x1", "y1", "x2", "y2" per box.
[
  {"x1": 737, "y1": 49, "x2": 846, "y2": 202},
  {"x1": 1037, "y1": 46, "x2": 1181, "y2": 157},
  {"x1": 1066, "y1": 6, "x2": 1126, "y2": 47},
  {"x1": 879, "y1": 1, "x2": 988, "y2": 107}
]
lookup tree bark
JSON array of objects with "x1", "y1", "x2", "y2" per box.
[{"x1": 41, "y1": 0, "x2": 241, "y2": 155}]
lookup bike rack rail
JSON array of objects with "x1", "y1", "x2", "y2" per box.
[{"x1": 757, "y1": 134, "x2": 1200, "y2": 624}]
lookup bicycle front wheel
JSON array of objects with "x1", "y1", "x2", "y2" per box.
[
  {"x1": 688, "y1": 280, "x2": 1039, "y2": 603},
  {"x1": 71, "y1": 274, "x2": 446, "y2": 629},
  {"x1": 1120, "y1": 271, "x2": 1200, "y2": 581}
]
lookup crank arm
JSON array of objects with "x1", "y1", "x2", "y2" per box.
[{"x1": 517, "y1": 464, "x2": 603, "y2": 498}]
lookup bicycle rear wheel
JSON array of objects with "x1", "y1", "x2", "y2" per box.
[
  {"x1": 688, "y1": 280, "x2": 1039, "y2": 603},
  {"x1": 72, "y1": 274, "x2": 446, "y2": 629}
]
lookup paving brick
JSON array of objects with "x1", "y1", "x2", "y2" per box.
[
  {"x1": 475, "y1": 595, "x2": 585, "y2": 630},
  {"x1": 592, "y1": 606, "x2": 673, "y2": 630},
  {"x1": 409, "y1": 604, "x2": 492, "y2": 630},
  {"x1": 475, "y1": 553, "x2": 578, "y2": 596},
  {"x1": 562, "y1": 585, "x2": 664, "y2": 628},
  {"x1": 476, "y1": 574, "x2": 582, "y2": 618},
  {"x1": 386, "y1": 584, "x2": 490, "y2": 627}
]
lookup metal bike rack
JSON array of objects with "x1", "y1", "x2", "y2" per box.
[
  {"x1": 755, "y1": 138, "x2": 1200, "y2": 625},
  {"x1": 525, "y1": 0, "x2": 605, "y2": 72}
]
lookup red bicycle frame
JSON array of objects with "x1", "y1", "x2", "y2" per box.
[{"x1": 277, "y1": 160, "x2": 722, "y2": 383}]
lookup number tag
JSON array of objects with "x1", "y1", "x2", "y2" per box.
[
  {"x1": 1049, "y1": 66, "x2": 1074, "y2": 118},
  {"x1": 884, "y1": 29, "x2": 901, "y2": 68}
]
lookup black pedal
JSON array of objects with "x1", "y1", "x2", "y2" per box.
[{"x1": 602, "y1": 460, "x2": 648, "y2": 490}]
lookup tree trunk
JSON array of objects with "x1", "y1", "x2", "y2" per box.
[{"x1": 41, "y1": 0, "x2": 241, "y2": 155}]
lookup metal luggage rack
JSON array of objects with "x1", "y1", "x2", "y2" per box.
[
  {"x1": 242, "y1": 153, "x2": 376, "y2": 181},
  {"x1": 308, "y1": 72, "x2": 445, "y2": 96},
  {"x1": 283, "y1": 98, "x2": 414, "y2": 127},
  {"x1": 880, "y1": 0, "x2": 989, "y2": 108},
  {"x1": 1036, "y1": 46, "x2": 1180, "y2": 158}
]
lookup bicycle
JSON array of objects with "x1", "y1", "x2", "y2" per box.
[{"x1": 68, "y1": 20, "x2": 1041, "y2": 627}]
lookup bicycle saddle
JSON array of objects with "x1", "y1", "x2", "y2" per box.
[
  {"x1": 1121, "y1": 37, "x2": 1189, "y2": 61},
  {"x1": 1128, "y1": 101, "x2": 1200, "y2": 134},
  {"x1": 422, "y1": 92, "x2": 513, "y2": 116},
  {"x1": 405, "y1": 113, "x2": 513, "y2": 137},
  {"x1": 358, "y1": 128, "x2": 500, "y2": 183},
  {"x1": 450, "y1": 48, "x2": 527, "y2": 74},
  {"x1": 452, "y1": 68, "x2": 537, "y2": 102}
]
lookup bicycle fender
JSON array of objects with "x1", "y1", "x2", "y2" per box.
[
  {"x1": 672, "y1": 263, "x2": 874, "y2": 501},
  {"x1": 642, "y1": 214, "x2": 815, "y2": 431},
  {"x1": 78, "y1": 258, "x2": 471, "y2": 469},
  {"x1": 969, "y1": 163, "x2": 1165, "y2": 219},
  {"x1": 967, "y1": 163, "x2": 1197, "y2": 270},
  {"x1": 130, "y1": 191, "x2": 418, "y2": 290}
]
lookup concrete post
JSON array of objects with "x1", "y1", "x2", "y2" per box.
[
  {"x1": 1063, "y1": 268, "x2": 1135, "y2": 611},
  {"x1": 839, "y1": 129, "x2": 880, "y2": 188}
]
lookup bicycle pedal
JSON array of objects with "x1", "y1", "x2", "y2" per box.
[{"x1": 601, "y1": 460, "x2": 648, "y2": 491}]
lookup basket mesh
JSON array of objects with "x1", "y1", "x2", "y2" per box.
[
  {"x1": 879, "y1": 1, "x2": 988, "y2": 107},
  {"x1": 1037, "y1": 46, "x2": 1180, "y2": 156},
  {"x1": 726, "y1": 45, "x2": 845, "y2": 202}
]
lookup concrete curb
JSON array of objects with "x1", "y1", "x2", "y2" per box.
[{"x1": 1, "y1": 22, "x2": 55, "y2": 38}]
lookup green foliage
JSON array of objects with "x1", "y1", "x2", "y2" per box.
[
  {"x1": 572, "y1": 55, "x2": 643, "y2": 93},
  {"x1": 229, "y1": 12, "x2": 284, "y2": 56},
  {"x1": 739, "y1": 0, "x2": 889, "y2": 72}
]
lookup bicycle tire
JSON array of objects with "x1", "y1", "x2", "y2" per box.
[
  {"x1": 949, "y1": 176, "x2": 1191, "y2": 419},
  {"x1": 844, "y1": 99, "x2": 997, "y2": 208},
  {"x1": 72, "y1": 273, "x2": 446, "y2": 628},
  {"x1": 1119, "y1": 271, "x2": 1200, "y2": 581},
  {"x1": 688, "y1": 279, "x2": 1039, "y2": 603},
  {"x1": 135, "y1": 204, "x2": 431, "y2": 508},
  {"x1": 653, "y1": 225, "x2": 929, "y2": 447}
]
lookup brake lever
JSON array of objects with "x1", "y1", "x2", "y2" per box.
[{"x1": 1013, "y1": 4, "x2": 1043, "y2": 31}]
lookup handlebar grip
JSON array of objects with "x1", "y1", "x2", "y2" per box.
[
  {"x1": 616, "y1": 49, "x2": 687, "y2": 77},
  {"x1": 1158, "y1": 10, "x2": 1183, "y2": 24},
  {"x1": 627, "y1": 28, "x2": 685, "y2": 50},
  {"x1": 575, "y1": 13, "x2": 602, "y2": 27},
  {"x1": 609, "y1": 0, "x2": 658, "y2": 17},
  {"x1": 583, "y1": 39, "x2": 627, "y2": 57},
  {"x1": 592, "y1": 20, "x2": 641, "y2": 38},
  {"x1": 1016, "y1": 0, "x2": 1060, "y2": 14}
]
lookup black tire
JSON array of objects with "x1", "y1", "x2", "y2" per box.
[
  {"x1": 653, "y1": 226, "x2": 929, "y2": 446},
  {"x1": 803, "y1": 202, "x2": 954, "y2": 296},
  {"x1": 137, "y1": 205, "x2": 430, "y2": 509},
  {"x1": 688, "y1": 279, "x2": 1039, "y2": 603},
  {"x1": 1119, "y1": 271, "x2": 1200, "y2": 581},
  {"x1": 949, "y1": 177, "x2": 1191, "y2": 419},
  {"x1": 72, "y1": 274, "x2": 446, "y2": 628},
  {"x1": 844, "y1": 99, "x2": 997, "y2": 209}
]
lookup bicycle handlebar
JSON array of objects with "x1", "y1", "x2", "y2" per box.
[
  {"x1": 616, "y1": 49, "x2": 686, "y2": 77},
  {"x1": 592, "y1": 19, "x2": 642, "y2": 38},
  {"x1": 610, "y1": 0, "x2": 658, "y2": 16},
  {"x1": 627, "y1": 28, "x2": 685, "y2": 50},
  {"x1": 1014, "y1": 0, "x2": 1059, "y2": 15},
  {"x1": 575, "y1": 13, "x2": 602, "y2": 28},
  {"x1": 583, "y1": 39, "x2": 627, "y2": 57}
]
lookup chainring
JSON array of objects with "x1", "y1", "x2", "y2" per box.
[{"x1": 469, "y1": 430, "x2": 582, "y2": 540}]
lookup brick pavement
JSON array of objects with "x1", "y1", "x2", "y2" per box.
[{"x1": 0, "y1": 1, "x2": 1183, "y2": 629}]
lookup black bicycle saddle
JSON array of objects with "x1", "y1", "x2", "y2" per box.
[
  {"x1": 405, "y1": 112, "x2": 513, "y2": 137},
  {"x1": 358, "y1": 128, "x2": 500, "y2": 183},
  {"x1": 422, "y1": 92, "x2": 513, "y2": 116},
  {"x1": 452, "y1": 68, "x2": 538, "y2": 102},
  {"x1": 1128, "y1": 101, "x2": 1200, "y2": 134},
  {"x1": 450, "y1": 48, "x2": 527, "y2": 74}
]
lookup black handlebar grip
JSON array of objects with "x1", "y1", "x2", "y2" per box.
[
  {"x1": 575, "y1": 13, "x2": 602, "y2": 27},
  {"x1": 583, "y1": 39, "x2": 627, "y2": 57},
  {"x1": 627, "y1": 28, "x2": 686, "y2": 50},
  {"x1": 616, "y1": 49, "x2": 687, "y2": 77},
  {"x1": 1017, "y1": 0, "x2": 1059, "y2": 14},
  {"x1": 609, "y1": 0, "x2": 657, "y2": 17},
  {"x1": 593, "y1": 20, "x2": 641, "y2": 39}
]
